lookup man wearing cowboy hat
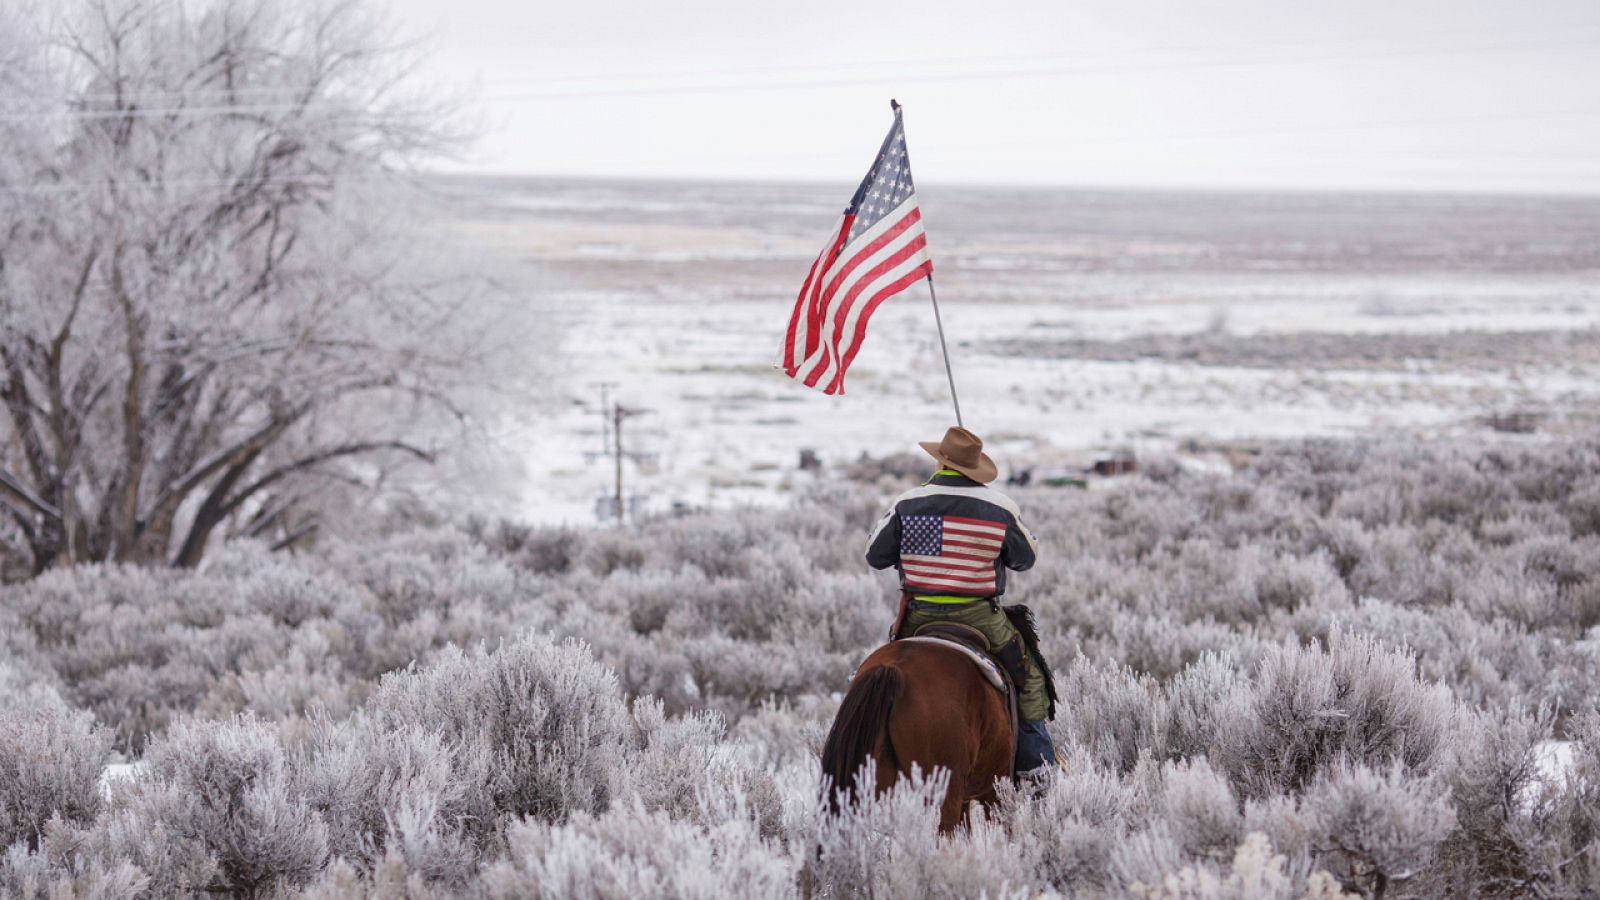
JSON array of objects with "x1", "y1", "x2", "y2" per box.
[{"x1": 865, "y1": 426, "x2": 1056, "y2": 780}]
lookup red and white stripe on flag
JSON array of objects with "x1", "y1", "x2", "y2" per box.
[{"x1": 778, "y1": 107, "x2": 933, "y2": 395}]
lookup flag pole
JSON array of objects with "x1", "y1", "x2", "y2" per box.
[
  {"x1": 925, "y1": 273, "x2": 963, "y2": 428},
  {"x1": 892, "y1": 99, "x2": 963, "y2": 428}
]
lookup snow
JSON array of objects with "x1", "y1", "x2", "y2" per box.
[
  {"x1": 501, "y1": 284, "x2": 1600, "y2": 525},
  {"x1": 444, "y1": 180, "x2": 1600, "y2": 526},
  {"x1": 1535, "y1": 740, "x2": 1578, "y2": 785},
  {"x1": 99, "y1": 762, "x2": 145, "y2": 799}
]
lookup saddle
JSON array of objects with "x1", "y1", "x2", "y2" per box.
[
  {"x1": 898, "y1": 623, "x2": 1007, "y2": 693},
  {"x1": 899, "y1": 620, "x2": 1021, "y2": 780}
]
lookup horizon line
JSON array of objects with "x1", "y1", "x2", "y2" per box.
[{"x1": 425, "y1": 167, "x2": 1600, "y2": 203}]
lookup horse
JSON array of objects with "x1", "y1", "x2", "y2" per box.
[{"x1": 819, "y1": 638, "x2": 1013, "y2": 833}]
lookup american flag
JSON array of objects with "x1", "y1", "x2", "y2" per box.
[
  {"x1": 778, "y1": 103, "x2": 933, "y2": 395},
  {"x1": 899, "y1": 514, "x2": 1006, "y2": 594}
]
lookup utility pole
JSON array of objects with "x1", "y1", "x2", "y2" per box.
[
  {"x1": 590, "y1": 381, "x2": 618, "y2": 458},
  {"x1": 614, "y1": 405, "x2": 625, "y2": 522},
  {"x1": 612, "y1": 404, "x2": 650, "y2": 524}
]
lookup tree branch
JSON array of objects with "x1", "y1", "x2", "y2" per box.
[
  {"x1": 220, "y1": 438, "x2": 432, "y2": 517},
  {"x1": 269, "y1": 519, "x2": 318, "y2": 554},
  {"x1": 144, "y1": 408, "x2": 302, "y2": 529},
  {"x1": 0, "y1": 468, "x2": 61, "y2": 522}
]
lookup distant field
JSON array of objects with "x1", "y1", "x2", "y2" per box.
[{"x1": 436, "y1": 177, "x2": 1600, "y2": 525}]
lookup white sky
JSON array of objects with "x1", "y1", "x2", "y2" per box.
[{"x1": 390, "y1": 0, "x2": 1600, "y2": 194}]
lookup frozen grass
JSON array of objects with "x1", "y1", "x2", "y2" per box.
[{"x1": 4, "y1": 437, "x2": 1600, "y2": 895}]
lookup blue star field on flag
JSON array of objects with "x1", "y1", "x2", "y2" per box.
[
  {"x1": 845, "y1": 117, "x2": 918, "y2": 244},
  {"x1": 900, "y1": 515, "x2": 944, "y2": 557}
]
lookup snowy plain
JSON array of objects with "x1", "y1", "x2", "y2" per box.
[{"x1": 439, "y1": 177, "x2": 1600, "y2": 525}]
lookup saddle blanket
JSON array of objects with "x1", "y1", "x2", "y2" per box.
[{"x1": 897, "y1": 636, "x2": 1007, "y2": 693}]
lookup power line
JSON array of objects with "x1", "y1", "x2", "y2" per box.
[
  {"x1": 14, "y1": 19, "x2": 1600, "y2": 109},
  {"x1": 475, "y1": 35, "x2": 1600, "y2": 102},
  {"x1": 0, "y1": 170, "x2": 360, "y2": 197},
  {"x1": 3, "y1": 33, "x2": 1598, "y2": 123}
]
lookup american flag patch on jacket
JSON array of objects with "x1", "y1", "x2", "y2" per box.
[{"x1": 899, "y1": 514, "x2": 1007, "y2": 593}]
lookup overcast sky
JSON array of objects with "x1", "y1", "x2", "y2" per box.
[{"x1": 390, "y1": 0, "x2": 1600, "y2": 194}]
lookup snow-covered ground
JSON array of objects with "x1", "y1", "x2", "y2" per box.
[
  {"x1": 438, "y1": 177, "x2": 1600, "y2": 525},
  {"x1": 99, "y1": 762, "x2": 143, "y2": 799}
]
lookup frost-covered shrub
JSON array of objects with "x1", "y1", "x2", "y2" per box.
[
  {"x1": 1118, "y1": 831, "x2": 1351, "y2": 900},
  {"x1": 7, "y1": 435, "x2": 1600, "y2": 895},
  {"x1": 1096, "y1": 613, "x2": 1259, "y2": 681},
  {"x1": 6, "y1": 565, "x2": 235, "y2": 747},
  {"x1": 1523, "y1": 709, "x2": 1600, "y2": 896},
  {"x1": 1345, "y1": 522, "x2": 1473, "y2": 607},
  {"x1": 1053, "y1": 656, "x2": 1169, "y2": 773},
  {"x1": 664, "y1": 517, "x2": 758, "y2": 579},
  {"x1": 1165, "y1": 653, "x2": 1243, "y2": 761},
  {"x1": 131, "y1": 715, "x2": 330, "y2": 896},
  {"x1": 0, "y1": 611, "x2": 54, "y2": 696},
  {"x1": 371, "y1": 633, "x2": 631, "y2": 823},
  {"x1": 14, "y1": 789, "x2": 217, "y2": 897},
  {"x1": 1427, "y1": 703, "x2": 1555, "y2": 895},
  {"x1": 811, "y1": 764, "x2": 1030, "y2": 900},
  {"x1": 1290, "y1": 763, "x2": 1455, "y2": 897},
  {"x1": 336, "y1": 532, "x2": 527, "y2": 632},
  {"x1": 629, "y1": 700, "x2": 728, "y2": 817},
  {"x1": 480, "y1": 520, "x2": 582, "y2": 575},
  {"x1": 607, "y1": 568, "x2": 706, "y2": 636},
  {"x1": 291, "y1": 713, "x2": 490, "y2": 882},
  {"x1": 731, "y1": 695, "x2": 834, "y2": 769},
  {"x1": 222, "y1": 643, "x2": 363, "y2": 722},
  {"x1": 200, "y1": 544, "x2": 377, "y2": 631},
  {"x1": 679, "y1": 631, "x2": 858, "y2": 718},
  {"x1": 625, "y1": 699, "x2": 786, "y2": 839},
  {"x1": 2, "y1": 554, "x2": 389, "y2": 748},
  {"x1": 0, "y1": 842, "x2": 151, "y2": 900},
  {"x1": 0, "y1": 700, "x2": 109, "y2": 850},
  {"x1": 999, "y1": 747, "x2": 1132, "y2": 891},
  {"x1": 1111, "y1": 822, "x2": 1188, "y2": 895},
  {"x1": 1213, "y1": 630, "x2": 1456, "y2": 798},
  {"x1": 479, "y1": 805, "x2": 796, "y2": 900},
  {"x1": 578, "y1": 528, "x2": 649, "y2": 575},
  {"x1": 1162, "y1": 758, "x2": 1245, "y2": 863}
]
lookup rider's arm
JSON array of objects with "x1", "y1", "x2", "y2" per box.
[
  {"x1": 865, "y1": 507, "x2": 900, "y2": 570},
  {"x1": 1001, "y1": 514, "x2": 1039, "y2": 571}
]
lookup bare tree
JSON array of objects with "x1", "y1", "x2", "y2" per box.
[{"x1": 0, "y1": 0, "x2": 507, "y2": 574}]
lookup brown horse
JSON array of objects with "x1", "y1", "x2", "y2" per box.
[{"x1": 819, "y1": 639, "x2": 1013, "y2": 832}]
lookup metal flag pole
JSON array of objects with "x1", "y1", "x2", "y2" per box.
[
  {"x1": 924, "y1": 273, "x2": 963, "y2": 428},
  {"x1": 892, "y1": 99, "x2": 964, "y2": 428}
]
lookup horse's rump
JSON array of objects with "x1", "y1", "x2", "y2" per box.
[
  {"x1": 819, "y1": 664, "x2": 903, "y2": 812},
  {"x1": 821, "y1": 641, "x2": 1015, "y2": 831}
]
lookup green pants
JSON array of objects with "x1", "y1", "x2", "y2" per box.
[{"x1": 902, "y1": 601, "x2": 1051, "y2": 721}]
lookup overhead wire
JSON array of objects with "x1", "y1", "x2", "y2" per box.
[
  {"x1": 2, "y1": 24, "x2": 1597, "y2": 193},
  {"x1": 3, "y1": 28, "x2": 1599, "y2": 122},
  {"x1": 12, "y1": 19, "x2": 1600, "y2": 109}
]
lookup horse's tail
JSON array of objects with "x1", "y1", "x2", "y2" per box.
[{"x1": 819, "y1": 664, "x2": 903, "y2": 814}]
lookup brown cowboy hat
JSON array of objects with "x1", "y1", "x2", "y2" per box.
[{"x1": 918, "y1": 426, "x2": 999, "y2": 484}]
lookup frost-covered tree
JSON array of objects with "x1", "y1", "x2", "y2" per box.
[{"x1": 0, "y1": 0, "x2": 505, "y2": 574}]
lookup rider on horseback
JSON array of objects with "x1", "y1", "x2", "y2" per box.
[{"x1": 866, "y1": 426, "x2": 1057, "y2": 780}]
